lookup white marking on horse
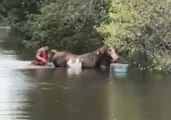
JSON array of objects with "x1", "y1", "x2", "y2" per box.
[{"x1": 67, "y1": 58, "x2": 82, "y2": 75}]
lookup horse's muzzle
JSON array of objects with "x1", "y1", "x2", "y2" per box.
[{"x1": 110, "y1": 52, "x2": 119, "y2": 63}]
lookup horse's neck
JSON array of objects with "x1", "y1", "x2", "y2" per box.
[{"x1": 92, "y1": 50, "x2": 100, "y2": 55}]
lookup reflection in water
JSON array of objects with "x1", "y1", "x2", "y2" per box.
[
  {"x1": 67, "y1": 67, "x2": 82, "y2": 76},
  {"x1": 106, "y1": 80, "x2": 142, "y2": 120},
  {"x1": 24, "y1": 69, "x2": 109, "y2": 120},
  {"x1": 0, "y1": 57, "x2": 31, "y2": 119},
  {"x1": 108, "y1": 71, "x2": 171, "y2": 120},
  {"x1": 0, "y1": 30, "x2": 30, "y2": 120},
  {"x1": 0, "y1": 71, "x2": 30, "y2": 120},
  {"x1": 35, "y1": 69, "x2": 49, "y2": 79},
  {"x1": 1, "y1": 28, "x2": 171, "y2": 120}
]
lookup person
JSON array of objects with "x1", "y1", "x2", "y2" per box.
[{"x1": 31, "y1": 46, "x2": 49, "y2": 66}]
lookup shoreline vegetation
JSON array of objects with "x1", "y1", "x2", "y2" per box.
[{"x1": 1, "y1": 0, "x2": 171, "y2": 72}]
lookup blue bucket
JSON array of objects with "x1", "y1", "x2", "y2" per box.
[{"x1": 110, "y1": 63, "x2": 129, "y2": 73}]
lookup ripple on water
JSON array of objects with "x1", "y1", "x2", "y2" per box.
[
  {"x1": 0, "y1": 58, "x2": 31, "y2": 119},
  {"x1": 0, "y1": 74, "x2": 31, "y2": 120}
]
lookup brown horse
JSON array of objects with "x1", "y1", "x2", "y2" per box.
[{"x1": 48, "y1": 45, "x2": 119, "y2": 68}]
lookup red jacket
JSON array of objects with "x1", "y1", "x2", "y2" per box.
[
  {"x1": 32, "y1": 47, "x2": 48, "y2": 66},
  {"x1": 37, "y1": 47, "x2": 48, "y2": 61}
]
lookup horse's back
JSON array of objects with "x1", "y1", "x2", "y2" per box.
[{"x1": 79, "y1": 53, "x2": 98, "y2": 68}]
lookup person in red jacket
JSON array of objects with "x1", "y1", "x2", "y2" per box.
[{"x1": 31, "y1": 46, "x2": 49, "y2": 66}]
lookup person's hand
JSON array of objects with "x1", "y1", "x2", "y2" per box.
[{"x1": 42, "y1": 59, "x2": 47, "y2": 64}]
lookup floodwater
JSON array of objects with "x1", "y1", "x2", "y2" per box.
[{"x1": 0, "y1": 28, "x2": 171, "y2": 120}]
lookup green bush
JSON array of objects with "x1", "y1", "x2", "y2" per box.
[
  {"x1": 23, "y1": 0, "x2": 109, "y2": 53},
  {"x1": 97, "y1": 0, "x2": 171, "y2": 71},
  {"x1": 0, "y1": 0, "x2": 109, "y2": 53}
]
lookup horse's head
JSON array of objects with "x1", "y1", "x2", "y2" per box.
[
  {"x1": 48, "y1": 49, "x2": 58, "y2": 62},
  {"x1": 96, "y1": 44, "x2": 119, "y2": 63}
]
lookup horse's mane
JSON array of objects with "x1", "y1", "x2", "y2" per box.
[{"x1": 92, "y1": 45, "x2": 109, "y2": 54}]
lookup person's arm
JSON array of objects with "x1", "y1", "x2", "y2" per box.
[{"x1": 36, "y1": 50, "x2": 46, "y2": 63}]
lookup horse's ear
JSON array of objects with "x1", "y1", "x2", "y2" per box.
[
  {"x1": 103, "y1": 41, "x2": 111, "y2": 48},
  {"x1": 106, "y1": 44, "x2": 112, "y2": 48}
]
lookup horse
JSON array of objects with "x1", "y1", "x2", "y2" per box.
[{"x1": 48, "y1": 45, "x2": 119, "y2": 68}]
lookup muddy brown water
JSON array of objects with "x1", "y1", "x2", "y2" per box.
[{"x1": 0, "y1": 28, "x2": 171, "y2": 120}]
